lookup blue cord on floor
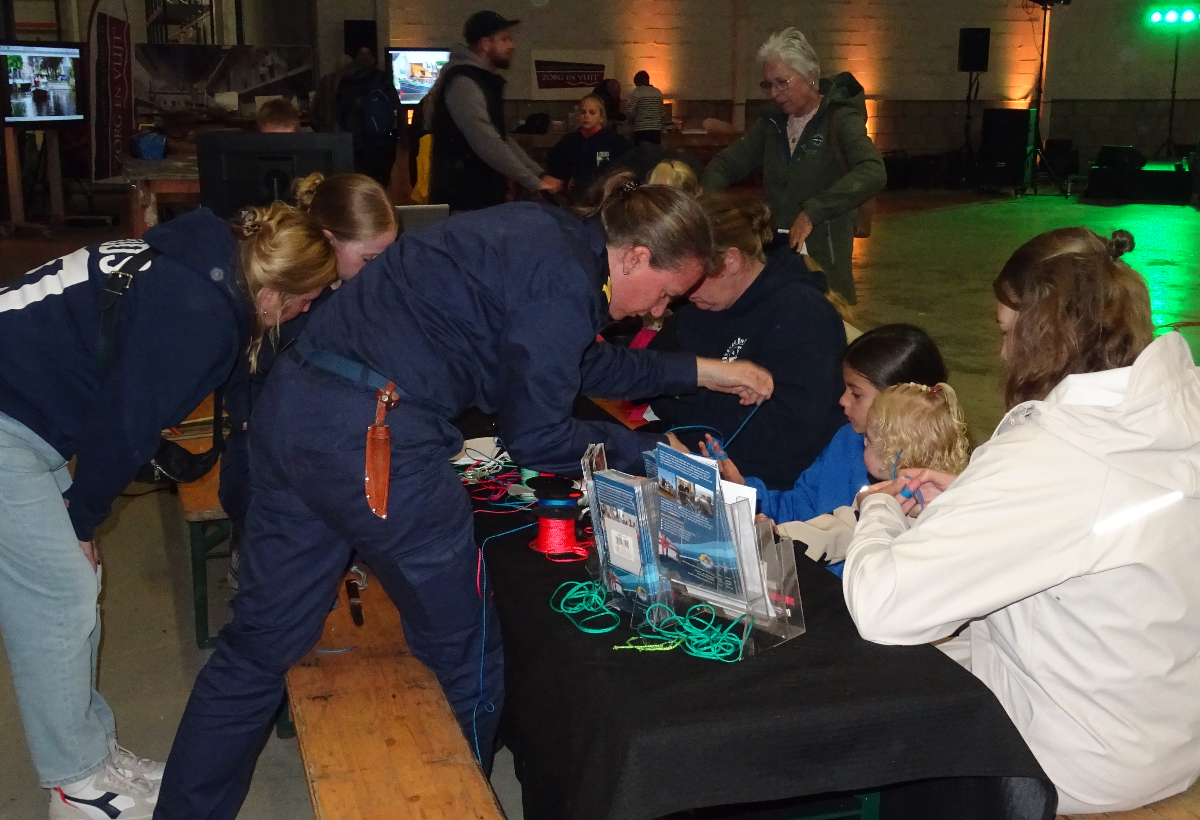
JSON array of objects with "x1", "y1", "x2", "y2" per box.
[{"x1": 472, "y1": 522, "x2": 536, "y2": 764}]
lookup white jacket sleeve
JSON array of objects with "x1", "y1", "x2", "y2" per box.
[{"x1": 842, "y1": 425, "x2": 1105, "y2": 645}]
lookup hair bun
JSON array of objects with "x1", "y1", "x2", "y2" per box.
[
  {"x1": 237, "y1": 207, "x2": 263, "y2": 238},
  {"x1": 1107, "y1": 229, "x2": 1134, "y2": 259},
  {"x1": 292, "y1": 172, "x2": 326, "y2": 212}
]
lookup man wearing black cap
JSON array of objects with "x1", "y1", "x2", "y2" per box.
[{"x1": 427, "y1": 10, "x2": 561, "y2": 211}]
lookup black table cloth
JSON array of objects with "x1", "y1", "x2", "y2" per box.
[{"x1": 477, "y1": 512, "x2": 1057, "y2": 820}]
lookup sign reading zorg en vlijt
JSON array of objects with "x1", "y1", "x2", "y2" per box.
[{"x1": 534, "y1": 60, "x2": 605, "y2": 89}]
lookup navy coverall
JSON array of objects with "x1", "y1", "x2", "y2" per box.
[{"x1": 157, "y1": 203, "x2": 698, "y2": 819}]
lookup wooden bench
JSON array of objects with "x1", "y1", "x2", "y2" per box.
[
  {"x1": 169, "y1": 395, "x2": 232, "y2": 650},
  {"x1": 1056, "y1": 777, "x2": 1200, "y2": 819},
  {"x1": 286, "y1": 574, "x2": 506, "y2": 819}
]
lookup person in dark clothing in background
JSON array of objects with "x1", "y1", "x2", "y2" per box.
[
  {"x1": 336, "y1": 46, "x2": 402, "y2": 189},
  {"x1": 592, "y1": 77, "x2": 626, "y2": 124},
  {"x1": 649, "y1": 195, "x2": 846, "y2": 491},
  {"x1": 427, "y1": 10, "x2": 561, "y2": 211},
  {"x1": 0, "y1": 205, "x2": 337, "y2": 819},
  {"x1": 628, "y1": 70, "x2": 666, "y2": 145},
  {"x1": 546, "y1": 93, "x2": 631, "y2": 202},
  {"x1": 156, "y1": 175, "x2": 774, "y2": 819}
]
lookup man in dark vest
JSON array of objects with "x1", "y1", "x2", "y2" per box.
[{"x1": 428, "y1": 10, "x2": 561, "y2": 211}]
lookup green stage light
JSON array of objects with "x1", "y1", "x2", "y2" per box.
[
  {"x1": 1166, "y1": 9, "x2": 1180, "y2": 21},
  {"x1": 1152, "y1": 9, "x2": 1165, "y2": 20},
  {"x1": 1184, "y1": 9, "x2": 1197, "y2": 21}
]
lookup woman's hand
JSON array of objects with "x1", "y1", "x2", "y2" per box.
[
  {"x1": 894, "y1": 468, "x2": 958, "y2": 517},
  {"x1": 855, "y1": 478, "x2": 908, "y2": 510},
  {"x1": 699, "y1": 434, "x2": 745, "y2": 484},
  {"x1": 665, "y1": 432, "x2": 690, "y2": 454},
  {"x1": 79, "y1": 539, "x2": 99, "y2": 571},
  {"x1": 696, "y1": 358, "x2": 773, "y2": 405},
  {"x1": 789, "y1": 212, "x2": 814, "y2": 251},
  {"x1": 539, "y1": 175, "x2": 564, "y2": 194}
]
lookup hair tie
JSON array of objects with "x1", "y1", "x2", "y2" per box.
[
  {"x1": 929, "y1": 384, "x2": 940, "y2": 395},
  {"x1": 622, "y1": 180, "x2": 642, "y2": 195}
]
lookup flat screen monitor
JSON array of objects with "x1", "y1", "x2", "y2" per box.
[
  {"x1": 2, "y1": 42, "x2": 84, "y2": 125},
  {"x1": 387, "y1": 49, "x2": 449, "y2": 105},
  {"x1": 197, "y1": 132, "x2": 354, "y2": 218}
]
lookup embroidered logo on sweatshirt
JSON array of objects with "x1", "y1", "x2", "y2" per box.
[
  {"x1": 595, "y1": 151, "x2": 611, "y2": 167},
  {"x1": 722, "y1": 337, "x2": 747, "y2": 362}
]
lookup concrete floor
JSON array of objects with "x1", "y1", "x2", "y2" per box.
[{"x1": 1, "y1": 191, "x2": 1197, "y2": 819}]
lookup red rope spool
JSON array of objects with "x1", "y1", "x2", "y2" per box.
[{"x1": 530, "y1": 514, "x2": 590, "y2": 562}]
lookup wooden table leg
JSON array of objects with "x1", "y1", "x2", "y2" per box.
[{"x1": 129, "y1": 180, "x2": 158, "y2": 239}]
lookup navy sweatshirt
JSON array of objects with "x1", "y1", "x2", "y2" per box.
[
  {"x1": 0, "y1": 208, "x2": 250, "y2": 540},
  {"x1": 649, "y1": 248, "x2": 847, "y2": 490},
  {"x1": 304, "y1": 202, "x2": 697, "y2": 475},
  {"x1": 547, "y1": 127, "x2": 632, "y2": 200}
]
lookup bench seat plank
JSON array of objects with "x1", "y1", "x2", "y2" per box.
[{"x1": 287, "y1": 577, "x2": 506, "y2": 820}]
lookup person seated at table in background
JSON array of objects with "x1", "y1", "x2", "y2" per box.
[
  {"x1": 845, "y1": 227, "x2": 1200, "y2": 813},
  {"x1": 628, "y1": 70, "x2": 666, "y2": 145},
  {"x1": 648, "y1": 194, "x2": 844, "y2": 490},
  {"x1": 218, "y1": 172, "x2": 397, "y2": 591},
  {"x1": 0, "y1": 202, "x2": 338, "y2": 819},
  {"x1": 256, "y1": 97, "x2": 301, "y2": 133},
  {"x1": 546, "y1": 94, "x2": 632, "y2": 202},
  {"x1": 707, "y1": 323, "x2": 948, "y2": 524},
  {"x1": 702, "y1": 27, "x2": 885, "y2": 305}
]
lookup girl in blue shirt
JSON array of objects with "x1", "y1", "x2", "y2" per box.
[{"x1": 708, "y1": 323, "x2": 947, "y2": 522}]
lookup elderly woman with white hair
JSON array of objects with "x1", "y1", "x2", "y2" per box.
[{"x1": 703, "y1": 28, "x2": 885, "y2": 304}]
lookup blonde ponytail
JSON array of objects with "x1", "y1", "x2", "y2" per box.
[{"x1": 291, "y1": 172, "x2": 396, "y2": 243}]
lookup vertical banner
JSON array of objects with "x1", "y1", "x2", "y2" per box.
[{"x1": 89, "y1": 11, "x2": 132, "y2": 181}]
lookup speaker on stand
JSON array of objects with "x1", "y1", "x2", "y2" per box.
[
  {"x1": 980, "y1": 108, "x2": 1037, "y2": 190},
  {"x1": 958, "y1": 27, "x2": 990, "y2": 162}
]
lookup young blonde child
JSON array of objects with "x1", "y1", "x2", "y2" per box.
[{"x1": 775, "y1": 381, "x2": 969, "y2": 576}]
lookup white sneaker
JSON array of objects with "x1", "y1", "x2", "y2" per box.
[
  {"x1": 109, "y1": 740, "x2": 165, "y2": 781},
  {"x1": 49, "y1": 760, "x2": 158, "y2": 820}
]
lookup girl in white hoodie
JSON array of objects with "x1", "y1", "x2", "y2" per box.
[{"x1": 843, "y1": 227, "x2": 1200, "y2": 814}]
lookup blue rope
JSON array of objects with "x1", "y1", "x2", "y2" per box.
[
  {"x1": 667, "y1": 398, "x2": 765, "y2": 460},
  {"x1": 472, "y1": 521, "x2": 536, "y2": 763}
]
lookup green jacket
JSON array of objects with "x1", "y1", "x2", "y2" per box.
[{"x1": 702, "y1": 72, "x2": 886, "y2": 303}]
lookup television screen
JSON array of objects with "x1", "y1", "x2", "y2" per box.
[
  {"x1": 2, "y1": 42, "x2": 84, "y2": 124},
  {"x1": 388, "y1": 49, "x2": 448, "y2": 105}
]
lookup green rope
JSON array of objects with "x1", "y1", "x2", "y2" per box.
[{"x1": 550, "y1": 580, "x2": 620, "y2": 633}]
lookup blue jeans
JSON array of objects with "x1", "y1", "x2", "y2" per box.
[
  {"x1": 0, "y1": 413, "x2": 114, "y2": 787},
  {"x1": 156, "y1": 355, "x2": 504, "y2": 819}
]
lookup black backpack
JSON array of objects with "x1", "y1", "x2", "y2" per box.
[
  {"x1": 337, "y1": 70, "x2": 397, "y2": 143},
  {"x1": 98, "y1": 247, "x2": 226, "y2": 484}
]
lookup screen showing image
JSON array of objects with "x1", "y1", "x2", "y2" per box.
[
  {"x1": 3, "y1": 43, "x2": 84, "y2": 123},
  {"x1": 389, "y1": 49, "x2": 448, "y2": 105}
]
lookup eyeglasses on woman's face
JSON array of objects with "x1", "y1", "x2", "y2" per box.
[{"x1": 759, "y1": 75, "x2": 817, "y2": 94}]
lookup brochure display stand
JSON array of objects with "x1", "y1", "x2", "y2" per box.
[{"x1": 650, "y1": 443, "x2": 805, "y2": 653}]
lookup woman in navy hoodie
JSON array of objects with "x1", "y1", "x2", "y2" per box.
[{"x1": 0, "y1": 203, "x2": 337, "y2": 819}]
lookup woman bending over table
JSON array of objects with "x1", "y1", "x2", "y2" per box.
[
  {"x1": 845, "y1": 227, "x2": 1200, "y2": 813},
  {"x1": 155, "y1": 174, "x2": 773, "y2": 819}
]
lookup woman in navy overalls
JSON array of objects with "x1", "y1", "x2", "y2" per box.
[{"x1": 157, "y1": 176, "x2": 775, "y2": 819}]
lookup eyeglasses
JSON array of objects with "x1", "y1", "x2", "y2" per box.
[{"x1": 759, "y1": 76, "x2": 818, "y2": 93}]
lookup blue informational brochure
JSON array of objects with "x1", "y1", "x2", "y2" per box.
[
  {"x1": 592, "y1": 470, "x2": 669, "y2": 621},
  {"x1": 653, "y1": 443, "x2": 744, "y2": 599}
]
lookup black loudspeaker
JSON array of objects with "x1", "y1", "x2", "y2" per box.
[
  {"x1": 1094, "y1": 145, "x2": 1147, "y2": 173},
  {"x1": 979, "y1": 108, "x2": 1035, "y2": 187},
  {"x1": 958, "y1": 28, "x2": 991, "y2": 73}
]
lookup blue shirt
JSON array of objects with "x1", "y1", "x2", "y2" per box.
[{"x1": 744, "y1": 423, "x2": 867, "y2": 524}]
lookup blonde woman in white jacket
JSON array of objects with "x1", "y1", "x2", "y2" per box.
[{"x1": 843, "y1": 227, "x2": 1200, "y2": 814}]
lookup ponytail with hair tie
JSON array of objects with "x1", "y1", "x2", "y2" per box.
[{"x1": 1106, "y1": 229, "x2": 1135, "y2": 260}]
